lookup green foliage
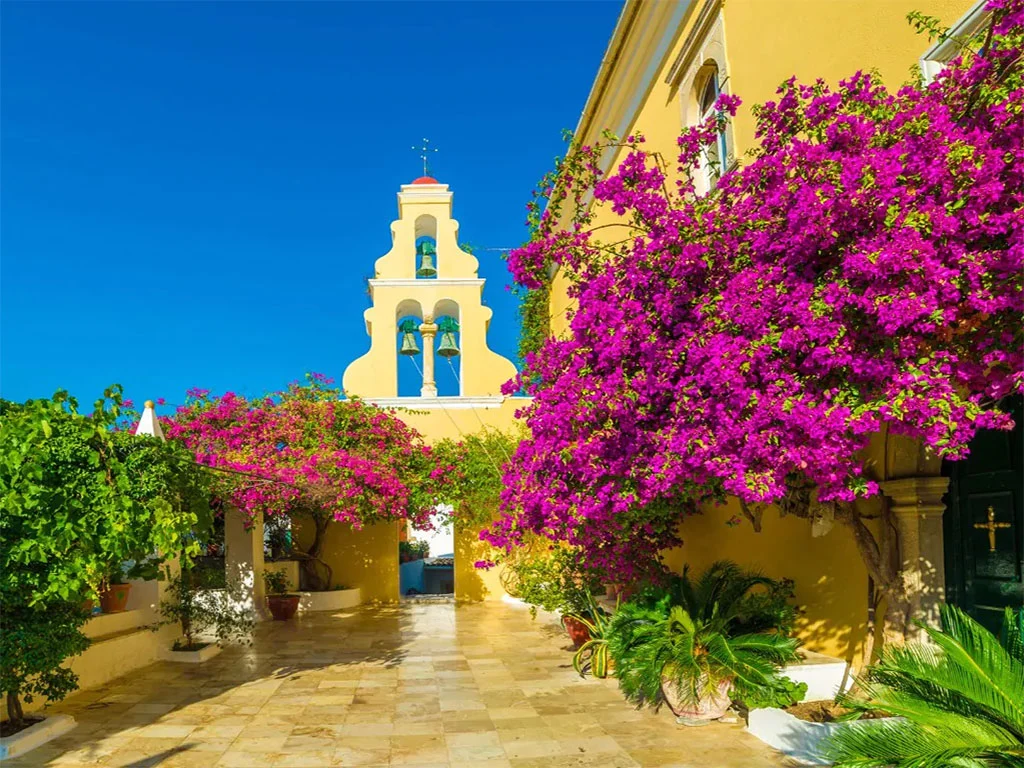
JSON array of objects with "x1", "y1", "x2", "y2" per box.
[
  {"x1": 733, "y1": 675, "x2": 807, "y2": 710},
  {"x1": 160, "y1": 567, "x2": 254, "y2": 651},
  {"x1": 0, "y1": 387, "x2": 213, "y2": 721},
  {"x1": 506, "y1": 545, "x2": 601, "y2": 618},
  {"x1": 432, "y1": 428, "x2": 521, "y2": 530},
  {"x1": 606, "y1": 561, "x2": 802, "y2": 711},
  {"x1": 822, "y1": 605, "x2": 1024, "y2": 768},
  {"x1": 567, "y1": 590, "x2": 614, "y2": 679},
  {"x1": 399, "y1": 539, "x2": 429, "y2": 562},
  {"x1": 516, "y1": 282, "x2": 551, "y2": 371},
  {"x1": 263, "y1": 569, "x2": 290, "y2": 596}
]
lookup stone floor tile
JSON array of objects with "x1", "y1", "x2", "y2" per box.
[{"x1": 14, "y1": 602, "x2": 789, "y2": 768}]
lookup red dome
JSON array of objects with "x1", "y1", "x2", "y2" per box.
[{"x1": 412, "y1": 176, "x2": 439, "y2": 184}]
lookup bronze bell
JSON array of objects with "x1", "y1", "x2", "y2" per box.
[
  {"x1": 416, "y1": 241, "x2": 438, "y2": 278},
  {"x1": 398, "y1": 319, "x2": 420, "y2": 356},
  {"x1": 437, "y1": 317, "x2": 460, "y2": 358}
]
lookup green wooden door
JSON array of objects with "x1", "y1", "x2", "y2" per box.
[{"x1": 944, "y1": 397, "x2": 1024, "y2": 634}]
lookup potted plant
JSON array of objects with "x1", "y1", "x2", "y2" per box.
[
  {"x1": 98, "y1": 566, "x2": 132, "y2": 614},
  {"x1": 566, "y1": 589, "x2": 615, "y2": 678},
  {"x1": 508, "y1": 545, "x2": 601, "y2": 646},
  {"x1": 607, "y1": 561, "x2": 802, "y2": 723},
  {"x1": 264, "y1": 569, "x2": 299, "y2": 621},
  {"x1": 159, "y1": 566, "x2": 253, "y2": 661}
]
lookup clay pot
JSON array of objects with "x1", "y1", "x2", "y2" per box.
[
  {"x1": 267, "y1": 594, "x2": 300, "y2": 621},
  {"x1": 660, "y1": 673, "x2": 732, "y2": 721},
  {"x1": 562, "y1": 616, "x2": 592, "y2": 649},
  {"x1": 99, "y1": 583, "x2": 132, "y2": 614}
]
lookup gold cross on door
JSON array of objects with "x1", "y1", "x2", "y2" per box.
[{"x1": 974, "y1": 506, "x2": 1011, "y2": 553}]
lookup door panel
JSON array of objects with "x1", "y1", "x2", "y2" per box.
[{"x1": 944, "y1": 397, "x2": 1024, "y2": 634}]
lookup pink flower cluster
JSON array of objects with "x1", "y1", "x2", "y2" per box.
[
  {"x1": 489, "y1": 2, "x2": 1024, "y2": 577},
  {"x1": 168, "y1": 375, "x2": 438, "y2": 528}
]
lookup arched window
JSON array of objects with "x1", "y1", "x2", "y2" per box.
[
  {"x1": 697, "y1": 65, "x2": 729, "y2": 191},
  {"x1": 432, "y1": 299, "x2": 461, "y2": 397},
  {"x1": 414, "y1": 215, "x2": 438, "y2": 279},
  {"x1": 395, "y1": 300, "x2": 424, "y2": 396}
]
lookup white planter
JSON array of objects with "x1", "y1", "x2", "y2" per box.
[
  {"x1": 747, "y1": 707, "x2": 841, "y2": 765},
  {"x1": 0, "y1": 714, "x2": 77, "y2": 760},
  {"x1": 162, "y1": 642, "x2": 222, "y2": 663},
  {"x1": 298, "y1": 588, "x2": 361, "y2": 612},
  {"x1": 784, "y1": 651, "x2": 851, "y2": 702}
]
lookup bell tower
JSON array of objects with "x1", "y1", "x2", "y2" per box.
[{"x1": 342, "y1": 176, "x2": 518, "y2": 402}]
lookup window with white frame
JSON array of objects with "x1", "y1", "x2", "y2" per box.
[
  {"x1": 667, "y1": 3, "x2": 733, "y2": 196},
  {"x1": 697, "y1": 65, "x2": 729, "y2": 190},
  {"x1": 919, "y1": 0, "x2": 991, "y2": 82}
]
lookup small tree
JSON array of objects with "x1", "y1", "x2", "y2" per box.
[
  {"x1": 0, "y1": 388, "x2": 211, "y2": 725},
  {"x1": 159, "y1": 567, "x2": 253, "y2": 651}
]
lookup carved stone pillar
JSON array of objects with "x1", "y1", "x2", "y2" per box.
[
  {"x1": 880, "y1": 476, "x2": 950, "y2": 632},
  {"x1": 419, "y1": 317, "x2": 438, "y2": 397}
]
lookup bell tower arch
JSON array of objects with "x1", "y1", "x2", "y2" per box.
[{"x1": 342, "y1": 177, "x2": 517, "y2": 402}]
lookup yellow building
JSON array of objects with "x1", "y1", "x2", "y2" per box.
[
  {"x1": 548, "y1": 0, "x2": 1022, "y2": 667},
  {"x1": 305, "y1": 176, "x2": 527, "y2": 603}
]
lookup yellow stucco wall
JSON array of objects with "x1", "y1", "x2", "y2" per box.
[
  {"x1": 663, "y1": 502, "x2": 870, "y2": 663},
  {"x1": 294, "y1": 518, "x2": 400, "y2": 603},
  {"x1": 455, "y1": 521, "x2": 508, "y2": 602}
]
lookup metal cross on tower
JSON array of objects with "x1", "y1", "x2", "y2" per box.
[{"x1": 411, "y1": 138, "x2": 438, "y2": 176}]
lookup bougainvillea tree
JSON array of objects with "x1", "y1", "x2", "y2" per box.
[
  {"x1": 169, "y1": 374, "x2": 440, "y2": 590},
  {"x1": 486, "y1": 2, "x2": 1024, "y2": 637}
]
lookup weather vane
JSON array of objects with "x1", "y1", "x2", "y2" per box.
[{"x1": 411, "y1": 138, "x2": 438, "y2": 176}]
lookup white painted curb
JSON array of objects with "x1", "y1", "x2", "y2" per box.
[
  {"x1": 747, "y1": 707, "x2": 839, "y2": 765},
  {"x1": 162, "y1": 643, "x2": 222, "y2": 663},
  {"x1": 298, "y1": 588, "x2": 361, "y2": 612},
  {"x1": 0, "y1": 714, "x2": 76, "y2": 760}
]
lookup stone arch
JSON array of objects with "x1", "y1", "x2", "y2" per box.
[
  {"x1": 396, "y1": 299, "x2": 425, "y2": 396},
  {"x1": 432, "y1": 298, "x2": 461, "y2": 397},
  {"x1": 414, "y1": 215, "x2": 439, "y2": 280}
]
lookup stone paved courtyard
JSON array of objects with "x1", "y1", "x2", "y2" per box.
[{"x1": 11, "y1": 601, "x2": 791, "y2": 767}]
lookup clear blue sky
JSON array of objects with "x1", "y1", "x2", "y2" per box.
[{"x1": 1, "y1": 1, "x2": 620, "y2": 409}]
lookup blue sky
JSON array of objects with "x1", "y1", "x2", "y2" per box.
[{"x1": 1, "y1": 1, "x2": 620, "y2": 409}]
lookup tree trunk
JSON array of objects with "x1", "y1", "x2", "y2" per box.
[
  {"x1": 297, "y1": 515, "x2": 332, "y2": 592},
  {"x1": 7, "y1": 689, "x2": 24, "y2": 726}
]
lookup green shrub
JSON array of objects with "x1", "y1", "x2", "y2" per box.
[
  {"x1": 160, "y1": 568, "x2": 253, "y2": 651},
  {"x1": 507, "y1": 545, "x2": 601, "y2": 618}
]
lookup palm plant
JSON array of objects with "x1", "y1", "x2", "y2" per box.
[
  {"x1": 822, "y1": 605, "x2": 1024, "y2": 768},
  {"x1": 607, "y1": 561, "x2": 802, "y2": 717}
]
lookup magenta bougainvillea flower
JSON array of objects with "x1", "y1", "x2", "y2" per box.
[
  {"x1": 486, "y1": 1, "x2": 1024, "y2": 578},
  {"x1": 168, "y1": 374, "x2": 440, "y2": 529}
]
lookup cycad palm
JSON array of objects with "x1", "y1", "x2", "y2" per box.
[
  {"x1": 823, "y1": 605, "x2": 1024, "y2": 768},
  {"x1": 607, "y1": 561, "x2": 801, "y2": 708}
]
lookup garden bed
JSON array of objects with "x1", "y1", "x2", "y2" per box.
[
  {"x1": 298, "y1": 587, "x2": 360, "y2": 612},
  {"x1": 747, "y1": 704, "x2": 892, "y2": 765},
  {"x1": 162, "y1": 641, "x2": 222, "y2": 663}
]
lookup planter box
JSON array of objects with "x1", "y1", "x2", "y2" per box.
[
  {"x1": 747, "y1": 707, "x2": 841, "y2": 766},
  {"x1": 298, "y1": 588, "x2": 361, "y2": 612},
  {"x1": 784, "y1": 650, "x2": 851, "y2": 702},
  {"x1": 0, "y1": 714, "x2": 76, "y2": 760},
  {"x1": 162, "y1": 643, "x2": 222, "y2": 663}
]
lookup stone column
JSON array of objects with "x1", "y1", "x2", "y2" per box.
[
  {"x1": 419, "y1": 317, "x2": 439, "y2": 397},
  {"x1": 225, "y1": 507, "x2": 268, "y2": 622},
  {"x1": 880, "y1": 476, "x2": 950, "y2": 632}
]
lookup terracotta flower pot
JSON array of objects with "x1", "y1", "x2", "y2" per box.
[
  {"x1": 268, "y1": 594, "x2": 300, "y2": 621},
  {"x1": 99, "y1": 583, "x2": 132, "y2": 614},
  {"x1": 660, "y1": 674, "x2": 732, "y2": 721},
  {"x1": 562, "y1": 616, "x2": 592, "y2": 649}
]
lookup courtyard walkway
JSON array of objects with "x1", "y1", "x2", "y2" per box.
[{"x1": 12, "y1": 601, "x2": 791, "y2": 767}]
